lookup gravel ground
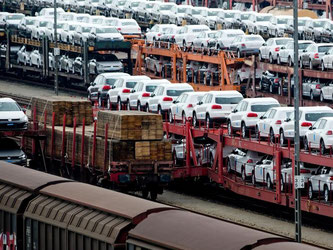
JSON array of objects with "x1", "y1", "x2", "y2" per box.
[
  {"x1": 0, "y1": 78, "x2": 85, "y2": 98},
  {"x1": 158, "y1": 190, "x2": 333, "y2": 249}
]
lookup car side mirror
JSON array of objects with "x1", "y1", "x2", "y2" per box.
[
  {"x1": 172, "y1": 100, "x2": 177, "y2": 104},
  {"x1": 262, "y1": 43, "x2": 267, "y2": 46},
  {"x1": 280, "y1": 46, "x2": 285, "y2": 50},
  {"x1": 311, "y1": 171, "x2": 315, "y2": 175},
  {"x1": 325, "y1": 51, "x2": 329, "y2": 55},
  {"x1": 147, "y1": 28, "x2": 150, "y2": 32},
  {"x1": 90, "y1": 82, "x2": 95, "y2": 86},
  {"x1": 131, "y1": 89, "x2": 135, "y2": 93},
  {"x1": 285, "y1": 117, "x2": 291, "y2": 122},
  {"x1": 260, "y1": 116, "x2": 264, "y2": 119},
  {"x1": 232, "y1": 109, "x2": 237, "y2": 113},
  {"x1": 309, "y1": 126, "x2": 313, "y2": 130},
  {"x1": 303, "y1": 49, "x2": 307, "y2": 52},
  {"x1": 22, "y1": 108, "x2": 27, "y2": 114},
  {"x1": 150, "y1": 93, "x2": 155, "y2": 97},
  {"x1": 198, "y1": 101, "x2": 203, "y2": 105}
]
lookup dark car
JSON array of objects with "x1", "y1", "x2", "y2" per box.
[
  {"x1": 259, "y1": 70, "x2": 281, "y2": 94},
  {"x1": 0, "y1": 137, "x2": 27, "y2": 166}
]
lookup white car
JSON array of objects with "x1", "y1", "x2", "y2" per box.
[
  {"x1": 321, "y1": 47, "x2": 333, "y2": 71},
  {"x1": 227, "y1": 149, "x2": 264, "y2": 181},
  {"x1": 277, "y1": 40, "x2": 314, "y2": 66},
  {"x1": 174, "y1": 25, "x2": 210, "y2": 48},
  {"x1": 89, "y1": 26, "x2": 124, "y2": 42},
  {"x1": 148, "y1": 83, "x2": 194, "y2": 117},
  {"x1": 247, "y1": 12, "x2": 272, "y2": 36},
  {"x1": 259, "y1": 38, "x2": 293, "y2": 63},
  {"x1": 60, "y1": 22, "x2": 80, "y2": 44},
  {"x1": 217, "y1": 9, "x2": 241, "y2": 29},
  {"x1": 169, "y1": 91, "x2": 206, "y2": 123},
  {"x1": 256, "y1": 107, "x2": 293, "y2": 143},
  {"x1": 193, "y1": 91, "x2": 243, "y2": 128},
  {"x1": 239, "y1": 11, "x2": 256, "y2": 32},
  {"x1": 32, "y1": 18, "x2": 53, "y2": 40},
  {"x1": 320, "y1": 82, "x2": 333, "y2": 102},
  {"x1": 279, "y1": 106, "x2": 333, "y2": 146},
  {"x1": 229, "y1": 35, "x2": 265, "y2": 58},
  {"x1": 58, "y1": 12, "x2": 76, "y2": 21},
  {"x1": 192, "y1": 31, "x2": 217, "y2": 49},
  {"x1": 150, "y1": 2, "x2": 177, "y2": 24},
  {"x1": 227, "y1": 97, "x2": 280, "y2": 138},
  {"x1": 187, "y1": 7, "x2": 205, "y2": 25},
  {"x1": 102, "y1": 17, "x2": 119, "y2": 26},
  {"x1": 73, "y1": 13, "x2": 90, "y2": 23},
  {"x1": 16, "y1": 46, "x2": 30, "y2": 65},
  {"x1": 107, "y1": 75, "x2": 150, "y2": 110},
  {"x1": 169, "y1": 5, "x2": 192, "y2": 26},
  {"x1": 309, "y1": 166, "x2": 333, "y2": 202},
  {"x1": 38, "y1": 7, "x2": 65, "y2": 17},
  {"x1": 73, "y1": 23, "x2": 95, "y2": 45},
  {"x1": 112, "y1": 19, "x2": 141, "y2": 36},
  {"x1": 136, "y1": 1, "x2": 156, "y2": 21},
  {"x1": 29, "y1": 50, "x2": 42, "y2": 68},
  {"x1": 209, "y1": 29, "x2": 245, "y2": 50},
  {"x1": 203, "y1": 8, "x2": 225, "y2": 29},
  {"x1": 268, "y1": 15, "x2": 293, "y2": 37},
  {"x1": 146, "y1": 24, "x2": 177, "y2": 42},
  {"x1": 304, "y1": 117, "x2": 333, "y2": 154},
  {"x1": 128, "y1": 79, "x2": 171, "y2": 111},
  {"x1": 0, "y1": 98, "x2": 28, "y2": 131}
]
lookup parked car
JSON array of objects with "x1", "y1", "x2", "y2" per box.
[
  {"x1": 89, "y1": 26, "x2": 124, "y2": 43},
  {"x1": 309, "y1": 166, "x2": 333, "y2": 202},
  {"x1": 259, "y1": 37, "x2": 293, "y2": 63},
  {"x1": 312, "y1": 18, "x2": 332, "y2": 43},
  {"x1": 277, "y1": 40, "x2": 314, "y2": 66},
  {"x1": 73, "y1": 23, "x2": 96, "y2": 45},
  {"x1": 0, "y1": 137, "x2": 27, "y2": 166},
  {"x1": 193, "y1": 91, "x2": 243, "y2": 128},
  {"x1": 73, "y1": 13, "x2": 90, "y2": 23},
  {"x1": 18, "y1": 16, "x2": 37, "y2": 37},
  {"x1": 58, "y1": 12, "x2": 76, "y2": 21},
  {"x1": 32, "y1": 18, "x2": 54, "y2": 41},
  {"x1": 227, "y1": 148, "x2": 264, "y2": 181},
  {"x1": 88, "y1": 15, "x2": 106, "y2": 25},
  {"x1": 148, "y1": 83, "x2": 194, "y2": 117},
  {"x1": 73, "y1": 56, "x2": 84, "y2": 75},
  {"x1": 321, "y1": 47, "x2": 333, "y2": 71},
  {"x1": 151, "y1": 2, "x2": 177, "y2": 24},
  {"x1": 107, "y1": 75, "x2": 150, "y2": 110},
  {"x1": 128, "y1": 79, "x2": 171, "y2": 111},
  {"x1": 208, "y1": 29, "x2": 245, "y2": 50},
  {"x1": 169, "y1": 91, "x2": 206, "y2": 123},
  {"x1": 304, "y1": 117, "x2": 333, "y2": 154},
  {"x1": 29, "y1": 50, "x2": 43, "y2": 68},
  {"x1": 109, "y1": 0, "x2": 127, "y2": 18},
  {"x1": 174, "y1": 25, "x2": 210, "y2": 48},
  {"x1": 112, "y1": 19, "x2": 141, "y2": 37},
  {"x1": 259, "y1": 70, "x2": 282, "y2": 94},
  {"x1": 186, "y1": 6, "x2": 206, "y2": 25},
  {"x1": 256, "y1": 107, "x2": 293, "y2": 143},
  {"x1": 217, "y1": 10, "x2": 241, "y2": 30},
  {"x1": 87, "y1": 72, "x2": 129, "y2": 106},
  {"x1": 279, "y1": 106, "x2": 333, "y2": 146},
  {"x1": 136, "y1": 1, "x2": 156, "y2": 21},
  {"x1": 238, "y1": 11, "x2": 256, "y2": 32},
  {"x1": 145, "y1": 55, "x2": 169, "y2": 76},
  {"x1": 200, "y1": 8, "x2": 224, "y2": 29},
  {"x1": 59, "y1": 22, "x2": 80, "y2": 44},
  {"x1": 319, "y1": 81, "x2": 333, "y2": 102},
  {"x1": 229, "y1": 34, "x2": 265, "y2": 58},
  {"x1": 302, "y1": 78, "x2": 325, "y2": 100},
  {"x1": 88, "y1": 54, "x2": 123, "y2": 74},
  {"x1": 58, "y1": 54, "x2": 75, "y2": 73},
  {"x1": 192, "y1": 31, "x2": 217, "y2": 49},
  {"x1": 268, "y1": 15, "x2": 292, "y2": 37},
  {"x1": 0, "y1": 97, "x2": 28, "y2": 131},
  {"x1": 169, "y1": 5, "x2": 193, "y2": 26},
  {"x1": 159, "y1": 26, "x2": 181, "y2": 43},
  {"x1": 16, "y1": 46, "x2": 30, "y2": 65},
  {"x1": 146, "y1": 24, "x2": 177, "y2": 42},
  {"x1": 247, "y1": 12, "x2": 272, "y2": 36},
  {"x1": 38, "y1": 7, "x2": 65, "y2": 17},
  {"x1": 227, "y1": 97, "x2": 280, "y2": 138},
  {"x1": 300, "y1": 43, "x2": 333, "y2": 70},
  {"x1": 1, "y1": 13, "x2": 24, "y2": 30}
]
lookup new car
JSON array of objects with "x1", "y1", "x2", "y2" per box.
[
  {"x1": 259, "y1": 38, "x2": 293, "y2": 63},
  {"x1": 112, "y1": 19, "x2": 141, "y2": 37},
  {"x1": 145, "y1": 24, "x2": 177, "y2": 42},
  {"x1": 0, "y1": 137, "x2": 27, "y2": 166},
  {"x1": 229, "y1": 34, "x2": 264, "y2": 58},
  {"x1": 88, "y1": 54, "x2": 123, "y2": 75},
  {"x1": 89, "y1": 26, "x2": 124, "y2": 43},
  {"x1": 174, "y1": 25, "x2": 210, "y2": 48},
  {"x1": 208, "y1": 29, "x2": 245, "y2": 50},
  {"x1": 192, "y1": 31, "x2": 217, "y2": 49},
  {"x1": 277, "y1": 40, "x2": 314, "y2": 66},
  {"x1": 0, "y1": 98, "x2": 28, "y2": 131},
  {"x1": 300, "y1": 43, "x2": 333, "y2": 70},
  {"x1": 309, "y1": 166, "x2": 333, "y2": 202}
]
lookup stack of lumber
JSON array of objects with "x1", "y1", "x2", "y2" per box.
[
  {"x1": 135, "y1": 141, "x2": 172, "y2": 161},
  {"x1": 31, "y1": 96, "x2": 93, "y2": 126},
  {"x1": 97, "y1": 111, "x2": 163, "y2": 140}
]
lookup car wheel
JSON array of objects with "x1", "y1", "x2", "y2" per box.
[
  {"x1": 280, "y1": 130, "x2": 286, "y2": 147},
  {"x1": 206, "y1": 114, "x2": 211, "y2": 129},
  {"x1": 320, "y1": 92, "x2": 324, "y2": 102},
  {"x1": 146, "y1": 104, "x2": 149, "y2": 112},
  {"x1": 227, "y1": 159, "x2": 232, "y2": 173},
  {"x1": 259, "y1": 52, "x2": 262, "y2": 61},
  {"x1": 137, "y1": 101, "x2": 141, "y2": 111},
  {"x1": 237, "y1": 49, "x2": 241, "y2": 58},
  {"x1": 117, "y1": 98, "x2": 122, "y2": 111},
  {"x1": 252, "y1": 171, "x2": 256, "y2": 185},
  {"x1": 255, "y1": 126, "x2": 259, "y2": 139},
  {"x1": 288, "y1": 56, "x2": 293, "y2": 67},
  {"x1": 241, "y1": 122, "x2": 247, "y2": 138},
  {"x1": 277, "y1": 55, "x2": 281, "y2": 65},
  {"x1": 309, "y1": 183, "x2": 315, "y2": 199},
  {"x1": 227, "y1": 121, "x2": 233, "y2": 136},
  {"x1": 321, "y1": 61, "x2": 325, "y2": 71},
  {"x1": 98, "y1": 96, "x2": 102, "y2": 107},
  {"x1": 324, "y1": 185, "x2": 330, "y2": 203},
  {"x1": 169, "y1": 111, "x2": 174, "y2": 123},
  {"x1": 193, "y1": 112, "x2": 197, "y2": 127},
  {"x1": 241, "y1": 167, "x2": 246, "y2": 181},
  {"x1": 158, "y1": 105, "x2": 162, "y2": 115},
  {"x1": 182, "y1": 112, "x2": 186, "y2": 123},
  {"x1": 309, "y1": 60, "x2": 313, "y2": 70},
  {"x1": 127, "y1": 101, "x2": 131, "y2": 111},
  {"x1": 267, "y1": 175, "x2": 273, "y2": 190},
  {"x1": 304, "y1": 137, "x2": 309, "y2": 151},
  {"x1": 106, "y1": 97, "x2": 110, "y2": 110},
  {"x1": 320, "y1": 139, "x2": 326, "y2": 155},
  {"x1": 310, "y1": 91, "x2": 314, "y2": 100},
  {"x1": 183, "y1": 40, "x2": 187, "y2": 52},
  {"x1": 300, "y1": 59, "x2": 303, "y2": 68},
  {"x1": 269, "y1": 53, "x2": 273, "y2": 64},
  {"x1": 270, "y1": 128, "x2": 275, "y2": 144}
]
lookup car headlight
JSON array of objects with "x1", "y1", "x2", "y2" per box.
[{"x1": 21, "y1": 115, "x2": 28, "y2": 122}]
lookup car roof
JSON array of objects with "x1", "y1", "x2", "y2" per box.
[
  {"x1": 273, "y1": 107, "x2": 294, "y2": 111},
  {"x1": 209, "y1": 90, "x2": 242, "y2": 96},
  {"x1": 101, "y1": 72, "x2": 129, "y2": 77},
  {"x1": 300, "y1": 106, "x2": 333, "y2": 111},
  {"x1": 316, "y1": 43, "x2": 333, "y2": 47},
  {"x1": 0, "y1": 98, "x2": 16, "y2": 103},
  {"x1": 275, "y1": 15, "x2": 293, "y2": 19},
  {"x1": 165, "y1": 83, "x2": 193, "y2": 89},
  {"x1": 319, "y1": 116, "x2": 333, "y2": 120},
  {"x1": 143, "y1": 79, "x2": 171, "y2": 84},
  {"x1": 121, "y1": 75, "x2": 150, "y2": 80},
  {"x1": 244, "y1": 97, "x2": 279, "y2": 103}
]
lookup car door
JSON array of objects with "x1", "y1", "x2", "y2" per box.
[
  {"x1": 230, "y1": 101, "x2": 246, "y2": 128},
  {"x1": 174, "y1": 94, "x2": 186, "y2": 119},
  {"x1": 258, "y1": 109, "x2": 271, "y2": 136},
  {"x1": 130, "y1": 82, "x2": 143, "y2": 107},
  {"x1": 109, "y1": 79, "x2": 123, "y2": 103},
  {"x1": 150, "y1": 86, "x2": 164, "y2": 111},
  {"x1": 263, "y1": 39, "x2": 273, "y2": 58},
  {"x1": 197, "y1": 93, "x2": 212, "y2": 121},
  {"x1": 314, "y1": 119, "x2": 327, "y2": 147},
  {"x1": 264, "y1": 109, "x2": 276, "y2": 135}
]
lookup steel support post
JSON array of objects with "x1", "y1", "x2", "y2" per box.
[
  {"x1": 54, "y1": 0, "x2": 58, "y2": 95},
  {"x1": 293, "y1": 0, "x2": 302, "y2": 242}
]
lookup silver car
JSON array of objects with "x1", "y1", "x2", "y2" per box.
[
  {"x1": 309, "y1": 166, "x2": 333, "y2": 203},
  {"x1": 300, "y1": 43, "x2": 333, "y2": 70}
]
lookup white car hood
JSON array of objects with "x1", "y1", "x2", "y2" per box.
[
  {"x1": 257, "y1": 21, "x2": 271, "y2": 27},
  {"x1": 0, "y1": 111, "x2": 26, "y2": 120}
]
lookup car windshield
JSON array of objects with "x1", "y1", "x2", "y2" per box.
[
  {"x1": 276, "y1": 39, "x2": 290, "y2": 45},
  {"x1": 26, "y1": 20, "x2": 35, "y2": 25},
  {"x1": 131, "y1": 2, "x2": 140, "y2": 7},
  {"x1": 0, "y1": 102, "x2": 21, "y2": 111},
  {"x1": 91, "y1": 18, "x2": 104, "y2": 24},
  {"x1": 305, "y1": 112, "x2": 333, "y2": 121},
  {"x1": 7, "y1": 15, "x2": 23, "y2": 20},
  {"x1": 92, "y1": 0, "x2": 99, "y2": 2},
  {"x1": 77, "y1": 16, "x2": 89, "y2": 22},
  {"x1": 97, "y1": 27, "x2": 117, "y2": 33},
  {"x1": 105, "y1": 78, "x2": 117, "y2": 85},
  {"x1": 224, "y1": 13, "x2": 235, "y2": 18},
  {"x1": 298, "y1": 20, "x2": 306, "y2": 26},
  {"x1": 69, "y1": 25, "x2": 77, "y2": 31},
  {"x1": 82, "y1": 27, "x2": 92, "y2": 32},
  {"x1": 227, "y1": 33, "x2": 240, "y2": 37},
  {"x1": 251, "y1": 103, "x2": 279, "y2": 112},
  {"x1": 105, "y1": 0, "x2": 112, "y2": 3},
  {"x1": 319, "y1": 46, "x2": 333, "y2": 53},
  {"x1": 90, "y1": 54, "x2": 119, "y2": 61},
  {"x1": 313, "y1": 21, "x2": 326, "y2": 27},
  {"x1": 122, "y1": 21, "x2": 137, "y2": 26},
  {"x1": 57, "y1": 23, "x2": 65, "y2": 29},
  {"x1": 192, "y1": 9, "x2": 201, "y2": 15},
  {"x1": 126, "y1": 81, "x2": 137, "y2": 88},
  {"x1": 215, "y1": 97, "x2": 243, "y2": 104},
  {"x1": 118, "y1": 1, "x2": 126, "y2": 6},
  {"x1": 257, "y1": 15, "x2": 271, "y2": 22},
  {"x1": 208, "y1": 11, "x2": 218, "y2": 16},
  {"x1": 177, "y1": 7, "x2": 187, "y2": 13},
  {"x1": 146, "y1": 85, "x2": 157, "y2": 92},
  {"x1": 277, "y1": 18, "x2": 288, "y2": 24},
  {"x1": 39, "y1": 21, "x2": 48, "y2": 27},
  {"x1": 208, "y1": 32, "x2": 216, "y2": 38},
  {"x1": 146, "y1": 3, "x2": 154, "y2": 8},
  {"x1": 193, "y1": 28, "x2": 209, "y2": 33},
  {"x1": 245, "y1": 36, "x2": 262, "y2": 41},
  {"x1": 160, "y1": 5, "x2": 173, "y2": 10},
  {"x1": 167, "y1": 89, "x2": 193, "y2": 96},
  {"x1": 241, "y1": 13, "x2": 250, "y2": 20}
]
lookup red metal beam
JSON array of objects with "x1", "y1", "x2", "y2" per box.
[
  {"x1": 92, "y1": 121, "x2": 97, "y2": 171},
  {"x1": 104, "y1": 123, "x2": 109, "y2": 173},
  {"x1": 71, "y1": 117, "x2": 77, "y2": 169},
  {"x1": 61, "y1": 114, "x2": 66, "y2": 167}
]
